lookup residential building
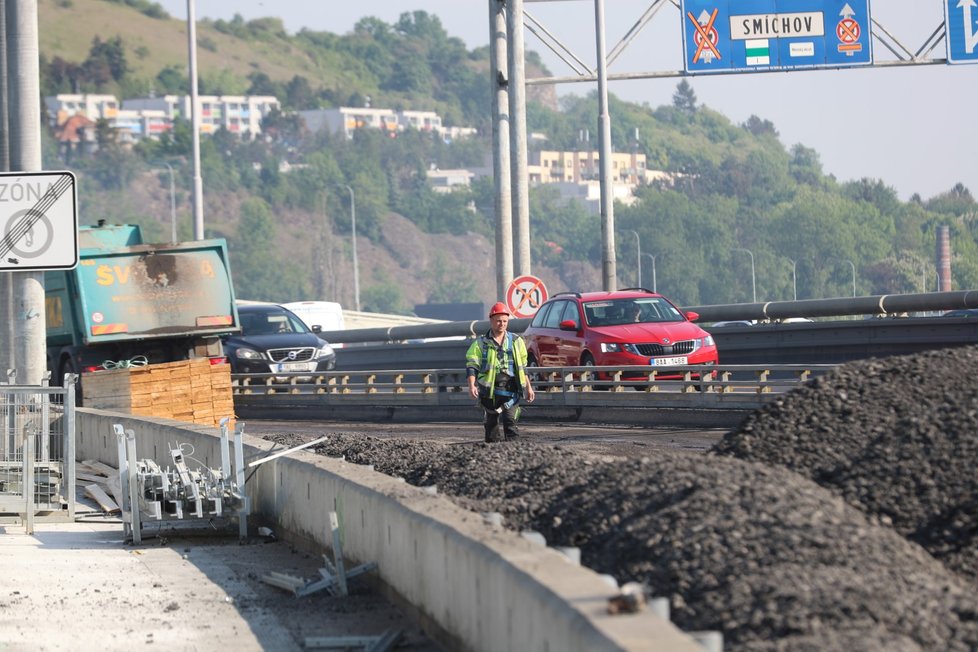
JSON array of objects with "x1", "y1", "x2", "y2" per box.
[
  {"x1": 300, "y1": 106, "x2": 475, "y2": 141},
  {"x1": 123, "y1": 95, "x2": 280, "y2": 137},
  {"x1": 426, "y1": 168, "x2": 475, "y2": 193},
  {"x1": 299, "y1": 107, "x2": 399, "y2": 139},
  {"x1": 528, "y1": 149, "x2": 656, "y2": 185},
  {"x1": 45, "y1": 93, "x2": 119, "y2": 127},
  {"x1": 111, "y1": 109, "x2": 170, "y2": 144}
]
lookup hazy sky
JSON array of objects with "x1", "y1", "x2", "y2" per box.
[{"x1": 157, "y1": 1, "x2": 977, "y2": 202}]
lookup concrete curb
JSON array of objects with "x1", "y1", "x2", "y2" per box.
[{"x1": 76, "y1": 408, "x2": 703, "y2": 652}]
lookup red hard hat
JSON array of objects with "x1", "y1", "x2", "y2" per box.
[{"x1": 489, "y1": 302, "x2": 510, "y2": 317}]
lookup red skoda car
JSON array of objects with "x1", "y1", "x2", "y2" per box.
[{"x1": 523, "y1": 289, "x2": 718, "y2": 378}]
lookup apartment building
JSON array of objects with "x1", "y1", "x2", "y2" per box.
[
  {"x1": 123, "y1": 95, "x2": 280, "y2": 137},
  {"x1": 44, "y1": 93, "x2": 119, "y2": 126},
  {"x1": 299, "y1": 106, "x2": 476, "y2": 141},
  {"x1": 528, "y1": 150, "x2": 655, "y2": 185},
  {"x1": 299, "y1": 107, "x2": 399, "y2": 139}
]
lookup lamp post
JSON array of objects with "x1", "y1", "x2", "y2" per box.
[
  {"x1": 787, "y1": 258, "x2": 797, "y2": 301},
  {"x1": 186, "y1": 0, "x2": 204, "y2": 239},
  {"x1": 641, "y1": 253, "x2": 657, "y2": 293},
  {"x1": 843, "y1": 259, "x2": 856, "y2": 297},
  {"x1": 153, "y1": 163, "x2": 177, "y2": 243},
  {"x1": 343, "y1": 185, "x2": 360, "y2": 312},
  {"x1": 733, "y1": 248, "x2": 756, "y2": 303},
  {"x1": 629, "y1": 230, "x2": 641, "y2": 287}
]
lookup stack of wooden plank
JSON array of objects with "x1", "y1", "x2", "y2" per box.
[{"x1": 82, "y1": 359, "x2": 235, "y2": 428}]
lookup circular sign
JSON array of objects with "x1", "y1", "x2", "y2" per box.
[
  {"x1": 4, "y1": 209, "x2": 54, "y2": 259},
  {"x1": 837, "y1": 18, "x2": 860, "y2": 43},
  {"x1": 506, "y1": 275, "x2": 548, "y2": 319}
]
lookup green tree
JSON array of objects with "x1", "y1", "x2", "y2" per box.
[
  {"x1": 228, "y1": 198, "x2": 311, "y2": 301},
  {"x1": 672, "y1": 79, "x2": 698, "y2": 115}
]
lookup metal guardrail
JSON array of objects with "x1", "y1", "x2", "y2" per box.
[
  {"x1": 323, "y1": 315, "x2": 978, "y2": 372},
  {"x1": 231, "y1": 364, "x2": 834, "y2": 413}
]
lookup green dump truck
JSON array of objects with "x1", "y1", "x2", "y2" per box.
[{"x1": 45, "y1": 222, "x2": 240, "y2": 393}]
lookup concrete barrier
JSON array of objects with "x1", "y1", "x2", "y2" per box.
[{"x1": 75, "y1": 408, "x2": 703, "y2": 652}]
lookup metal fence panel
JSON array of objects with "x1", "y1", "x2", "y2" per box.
[{"x1": 0, "y1": 380, "x2": 76, "y2": 530}]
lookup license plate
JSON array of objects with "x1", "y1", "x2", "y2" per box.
[
  {"x1": 277, "y1": 362, "x2": 315, "y2": 372},
  {"x1": 650, "y1": 356, "x2": 688, "y2": 366}
]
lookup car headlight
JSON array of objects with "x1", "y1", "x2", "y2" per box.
[
  {"x1": 690, "y1": 336, "x2": 715, "y2": 352},
  {"x1": 316, "y1": 343, "x2": 335, "y2": 359},
  {"x1": 600, "y1": 342, "x2": 623, "y2": 353},
  {"x1": 234, "y1": 347, "x2": 265, "y2": 360}
]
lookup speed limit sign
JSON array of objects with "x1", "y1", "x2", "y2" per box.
[{"x1": 506, "y1": 275, "x2": 548, "y2": 318}]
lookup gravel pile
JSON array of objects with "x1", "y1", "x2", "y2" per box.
[
  {"x1": 265, "y1": 428, "x2": 978, "y2": 650},
  {"x1": 714, "y1": 345, "x2": 978, "y2": 584}
]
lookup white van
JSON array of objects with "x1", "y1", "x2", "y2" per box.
[{"x1": 280, "y1": 301, "x2": 345, "y2": 346}]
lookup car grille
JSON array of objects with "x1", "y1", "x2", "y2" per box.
[
  {"x1": 268, "y1": 347, "x2": 317, "y2": 363},
  {"x1": 636, "y1": 340, "x2": 695, "y2": 356}
]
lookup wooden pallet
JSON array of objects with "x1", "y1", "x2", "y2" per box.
[{"x1": 82, "y1": 359, "x2": 235, "y2": 428}]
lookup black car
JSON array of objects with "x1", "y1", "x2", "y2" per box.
[
  {"x1": 223, "y1": 303, "x2": 336, "y2": 375},
  {"x1": 942, "y1": 308, "x2": 978, "y2": 318}
]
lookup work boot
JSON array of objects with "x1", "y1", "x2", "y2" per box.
[{"x1": 485, "y1": 425, "x2": 503, "y2": 443}]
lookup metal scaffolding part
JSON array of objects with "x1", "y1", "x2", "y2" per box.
[{"x1": 114, "y1": 420, "x2": 249, "y2": 545}]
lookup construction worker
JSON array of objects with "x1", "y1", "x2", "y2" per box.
[{"x1": 466, "y1": 302, "x2": 535, "y2": 442}]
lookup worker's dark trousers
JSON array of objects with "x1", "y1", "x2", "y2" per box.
[{"x1": 480, "y1": 395, "x2": 520, "y2": 442}]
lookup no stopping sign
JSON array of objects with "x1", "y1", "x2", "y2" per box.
[{"x1": 506, "y1": 275, "x2": 548, "y2": 319}]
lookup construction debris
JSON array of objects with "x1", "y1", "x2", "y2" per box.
[
  {"x1": 263, "y1": 510, "x2": 377, "y2": 598},
  {"x1": 304, "y1": 628, "x2": 403, "y2": 651}
]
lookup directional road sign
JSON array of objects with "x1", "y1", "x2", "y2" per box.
[
  {"x1": 506, "y1": 274, "x2": 548, "y2": 319},
  {"x1": 681, "y1": 0, "x2": 873, "y2": 74},
  {"x1": 946, "y1": 0, "x2": 978, "y2": 64},
  {"x1": 0, "y1": 171, "x2": 78, "y2": 271}
]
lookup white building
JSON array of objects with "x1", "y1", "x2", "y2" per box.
[
  {"x1": 426, "y1": 168, "x2": 475, "y2": 193},
  {"x1": 299, "y1": 107, "x2": 399, "y2": 139},
  {"x1": 123, "y1": 95, "x2": 280, "y2": 137},
  {"x1": 45, "y1": 94, "x2": 119, "y2": 127},
  {"x1": 300, "y1": 106, "x2": 475, "y2": 141},
  {"x1": 111, "y1": 109, "x2": 170, "y2": 143}
]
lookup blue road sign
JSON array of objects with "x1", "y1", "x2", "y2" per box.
[
  {"x1": 681, "y1": 0, "x2": 873, "y2": 74},
  {"x1": 946, "y1": 0, "x2": 978, "y2": 64}
]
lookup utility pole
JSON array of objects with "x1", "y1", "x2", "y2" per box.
[
  {"x1": 489, "y1": 0, "x2": 513, "y2": 299},
  {"x1": 0, "y1": 0, "x2": 11, "y2": 376},
  {"x1": 187, "y1": 0, "x2": 204, "y2": 240},
  {"x1": 508, "y1": 0, "x2": 531, "y2": 276},
  {"x1": 595, "y1": 0, "x2": 616, "y2": 291},
  {"x1": 6, "y1": 0, "x2": 45, "y2": 385}
]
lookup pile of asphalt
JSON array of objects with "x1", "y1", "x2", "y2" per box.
[
  {"x1": 266, "y1": 366, "x2": 978, "y2": 652},
  {"x1": 714, "y1": 345, "x2": 978, "y2": 585}
]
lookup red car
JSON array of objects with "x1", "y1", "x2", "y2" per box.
[{"x1": 522, "y1": 289, "x2": 718, "y2": 378}]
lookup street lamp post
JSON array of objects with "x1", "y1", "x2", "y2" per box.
[
  {"x1": 641, "y1": 253, "x2": 657, "y2": 293},
  {"x1": 843, "y1": 259, "x2": 856, "y2": 297},
  {"x1": 787, "y1": 258, "x2": 797, "y2": 301},
  {"x1": 343, "y1": 185, "x2": 360, "y2": 312},
  {"x1": 733, "y1": 248, "x2": 756, "y2": 303},
  {"x1": 153, "y1": 163, "x2": 177, "y2": 243},
  {"x1": 629, "y1": 230, "x2": 641, "y2": 287}
]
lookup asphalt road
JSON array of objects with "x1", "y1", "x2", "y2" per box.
[{"x1": 242, "y1": 419, "x2": 729, "y2": 459}]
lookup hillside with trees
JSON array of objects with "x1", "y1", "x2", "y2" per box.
[{"x1": 38, "y1": 0, "x2": 978, "y2": 312}]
